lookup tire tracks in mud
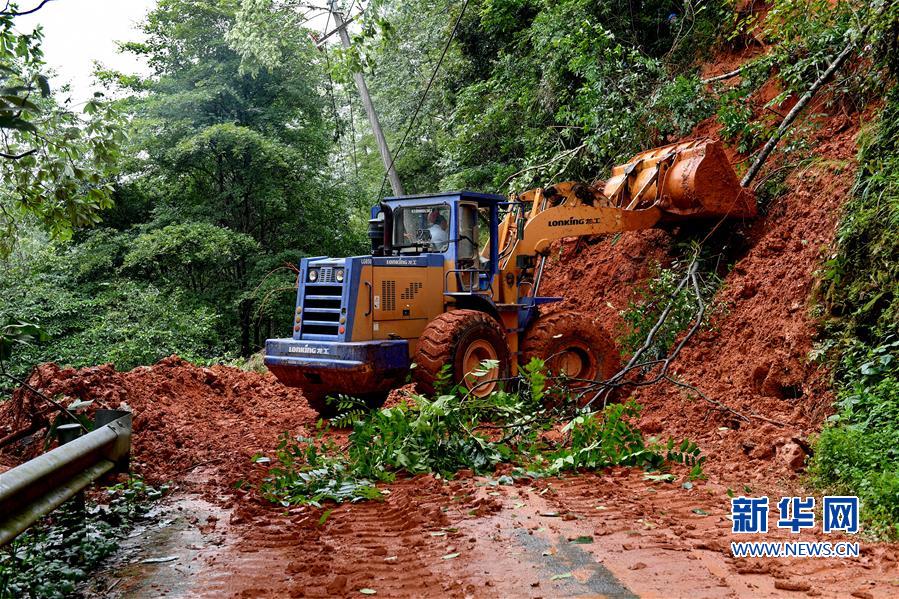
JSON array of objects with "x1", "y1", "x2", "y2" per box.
[
  {"x1": 94, "y1": 469, "x2": 898, "y2": 598},
  {"x1": 531, "y1": 471, "x2": 897, "y2": 598},
  {"x1": 188, "y1": 476, "x2": 494, "y2": 598}
]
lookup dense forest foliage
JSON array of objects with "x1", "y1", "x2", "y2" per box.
[
  {"x1": 0, "y1": 0, "x2": 897, "y2": 531},
  {"x1": 1, "y1": 0, "x2": 368, "y2": 375}
]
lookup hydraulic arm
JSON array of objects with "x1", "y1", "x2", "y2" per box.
[{"x1": 494, "y1": 139, "x2": 755, "y2": 304}]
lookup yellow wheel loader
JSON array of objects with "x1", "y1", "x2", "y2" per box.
[{"x1": 265, "y1": 138, "x2": 755, "y2": 415}]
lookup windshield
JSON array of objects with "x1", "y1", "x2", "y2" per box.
[{"x1": 392, "y1": 204, "x2": 450, "y2": 252}]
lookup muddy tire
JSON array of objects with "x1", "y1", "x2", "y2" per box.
[
  {"x1": 520, "y1": 311, "x2": 621, "y2": 397},
  {"x1": 414, "y1": 310, "x2": 511, "y2": 397}
]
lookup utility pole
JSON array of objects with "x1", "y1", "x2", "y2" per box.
[{"x1": 329, "y1": 2, "x2": 405, "y2": 196}]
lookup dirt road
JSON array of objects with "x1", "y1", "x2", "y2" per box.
[{"x1": 86, "y1": 465, "x2": 897, "y2": 598}]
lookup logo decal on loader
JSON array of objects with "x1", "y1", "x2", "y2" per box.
[
  {"x1": 548, "y1": 216, "x2": 602, "y2": 227},
  {"x1": 288, "y1": 345, "x2": 330, "y2": 355}
]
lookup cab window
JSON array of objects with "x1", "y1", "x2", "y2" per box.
[
  {"x1": 392, "y1": 204, "x2": 450, "y2": 253},
  {"x1": 457, "y1": 203, "x2": 479, "y2": 261}
]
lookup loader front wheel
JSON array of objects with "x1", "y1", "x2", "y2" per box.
[
  {"x1": 520, "y1": 311, "x2": 620, "y2": 395},
  {"x1": 414, "y1": 310, "x2": 511, "y2": 397}
]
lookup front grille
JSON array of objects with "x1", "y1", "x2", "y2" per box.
[
  {"x1": 318, "y1": 267, "x2": 337, "y2": 283},
  {"x1": 401, "y1": 282, "x2": 423, "y2": 300},
  {"x1": 302, "y1": 323, "x2": 339, "y2": 336},
  {"x1": 300, "y1": 278, "x2": 343, "y2": 338}
]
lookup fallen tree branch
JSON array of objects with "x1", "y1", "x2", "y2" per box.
[
  {"x1": 663, "y1": 375, "x2": 751, "y2": 423},
  {"x1": 0, "y1": 0, "x2": 55, "y2": 16},
  {"x1": 748, "y1": 410, "x2": 789, "y2": 428},
  {"x1": 444, "y1": 250, "x2": 785, "y2": 430},
  {"x1": 568, "y1": 255, "x2": 787, "y2": 427},
  {"x1": 0, "y1": 149, "x2": 37, "y2": 160},
  {"x1": 581, "y1": 257, "x2": 701, "y2": 409},
  {"x1": 741, "y1": 15, "x2": 877, "y2": 187},
  {"x1": 0, "y1": 419, "x2": 43, "y2": 449},
  {"x1": 500, "y1": 143, "x2": 587, "y2": 189},
  {"x1": 701, "y1": 66, "x2": 746, "y2": 84}
]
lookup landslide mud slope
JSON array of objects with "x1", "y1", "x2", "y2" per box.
[
  {"x1": 0, "y1": 356, "x2": 318, "y2": 494},
  {"x1": 541, "y1": 101, "x2": 863, "y2": 484}
]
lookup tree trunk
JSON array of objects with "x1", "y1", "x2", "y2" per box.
[
  {"x1": 741, "y1": 18, "x2": 876, "y2": 187},
  {"x1": 240, "y1": 298, "x2": 252, "y2": 357}
]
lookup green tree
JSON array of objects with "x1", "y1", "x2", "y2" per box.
[
  {"x1": 0, "y1": 6, "x2": 124, "y2": 256},
  {"x1": 103, "y1": 0, "x2": 367, "y2": 354},
  {"x1": 230, "y1": 0, "x2": 730, "y2": 197},
  {"x1": 122, "y1": 222, "x2": 260, "y2": 296}
]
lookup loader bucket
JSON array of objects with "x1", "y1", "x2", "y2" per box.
[{"x1": 603, "y1": 139, "x2": 756, "y2": 219}]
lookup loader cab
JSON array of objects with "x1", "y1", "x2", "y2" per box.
[{"x1": 370, "y1": 191, "x2": 503, "y2": 292}]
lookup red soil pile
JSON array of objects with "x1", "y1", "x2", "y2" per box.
[
  {"x1": 540, "y1": 229, "x2": 675, "y2": 337},
  {"x1": 0, "y1": 356, "x2": 319, "y2": 493},
  {"x1": 639, "y1": 114, "x2": 859, "y2": 476}
]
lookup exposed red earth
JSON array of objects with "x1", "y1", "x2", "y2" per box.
[
  {"x1": 3, "y1": 357, "x2": 898, "y2": 598},
  {"x1": 540, "y1": 106, "x2": 863, "y2": 483}
]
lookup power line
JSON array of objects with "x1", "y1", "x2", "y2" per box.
[
  {"x1": 375, "y1": 0, "x2": 470, "y2": 201},
  {"x1": 320, "y1": 10, "x2": 344, "y2": 142}
]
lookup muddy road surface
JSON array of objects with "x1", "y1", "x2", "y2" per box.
[
  {"x1": 86, "y1": 467, "x2": 896, "y2": 598},
  {"x1": 3, "y1": 358, "x2": 895, "y2": 598}
]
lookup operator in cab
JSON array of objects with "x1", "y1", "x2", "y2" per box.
[{"x1": 427, "y1": 209, "x2": 448, "y2": 250}]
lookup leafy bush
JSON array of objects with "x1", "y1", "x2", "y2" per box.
[
  {"x1": 257, "y1": 430, "x2": 382, "y2": 507},
  {"x1": 540, "y1": 403, "x2": 703, "y2": 477},
  {"x1": 255, "y1": 360, "x2": 704, "y2": 507},
  {"x1": 1, "y1": 269, "x2": 228, "y2": 380},
  {"x1": 122, "y1": 223, "x2": 260, "y2": 296},
  {"x1": 711, "y1": 0, "x2": 884, "y2": 159},
  {"x1": 811, "y1": 86, "x2": 899, "y2": 537},
  {"x1": 717, "y1": 92, "x2": 768, "y2": 155},
  {"x1": 762, "y1": 0, "x2": 869, "y2": 99},
  {"x1": 649, "y1": 75, "x2": 717, "y2": 139},
  {"x1": 810, "y1": 341, "x2": 899, "y2": 537},
  {"x1": 618, "y1": 256, "x2": 722, "y2": 361},
  {"x1": 0, "y1": 224, "x2": 272, "y2": 381}
]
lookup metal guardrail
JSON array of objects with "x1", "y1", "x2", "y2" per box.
[{"x1": 0, "y1": 409, "x2": 132, "y2": 547}]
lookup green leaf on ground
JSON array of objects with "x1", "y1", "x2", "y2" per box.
[
  {"x1": 644, "y1": 473, "x2": 676, "y2": 483},
  {"x1": 570, "y1": 536, "x2": 593, "y2": 544}
]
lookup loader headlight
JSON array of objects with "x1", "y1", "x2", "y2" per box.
[
  {"x1": 308, "y1": 269, "x2": 319, "y2": 282},
  {"x1": 335, "y1": 268, "x2": 345, "y2": 283}
]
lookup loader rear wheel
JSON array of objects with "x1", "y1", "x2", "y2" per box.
[
  {"x1": 414, "y1": 310, "x2": 511, "y2": 397},
  {"x1": 521, "y1": 311, "x2": 621, "y2": 402}
]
